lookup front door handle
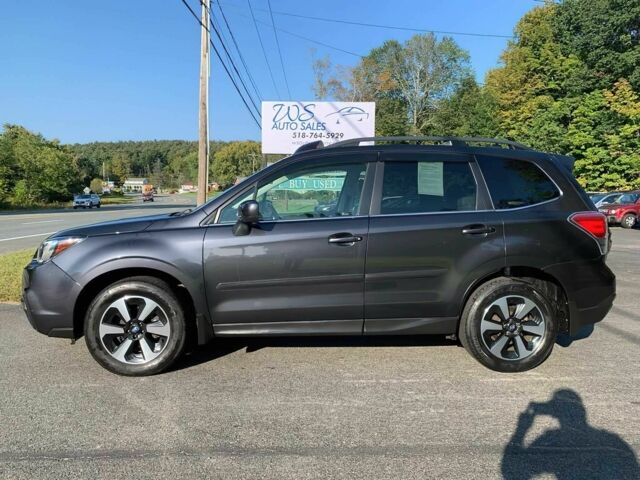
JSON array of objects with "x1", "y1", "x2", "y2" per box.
[
  {"x1": 462, "y1": 224, "x2": 496, "y2": 235},
  {"x1": 328, "y1": 233, "x2": 363, "y2": 245}
]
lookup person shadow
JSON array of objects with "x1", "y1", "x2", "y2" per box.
[{"x1": 501, "y1": 389, "x2": 639, "y2": 479}]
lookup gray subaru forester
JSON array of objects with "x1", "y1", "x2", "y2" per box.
[{"x1": 22, "y1": 137, "x2": 615, "y2": 376}]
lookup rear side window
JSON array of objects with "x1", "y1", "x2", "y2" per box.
[
  {"x1": 477, "y1": 156, "x2": 560, "y2": 209},
  {"x1": 380, "y1": 161, "x2": 477, "y2": 215}
]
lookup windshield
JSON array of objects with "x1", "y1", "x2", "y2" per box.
[
  {"x1": 77, "y1": 195, "x2": 91, "y2": 199},
  {"x1": 193, "y1": 160, "x2": 287, "y2": 214},
  {"x1": 590, "y1": 194, "x2": 605, "y2": 202}
]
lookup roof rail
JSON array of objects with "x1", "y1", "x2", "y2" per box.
[
  {"x1": 325, "y1": 136, "x2": 531, "y2": 150},
  {"x1": 294, "y1": 140, "x2": 324, "y2": 154}
]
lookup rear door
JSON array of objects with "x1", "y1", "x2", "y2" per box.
[{"x1": 363, "y1": 150, "x2": 505, "y2": 334}]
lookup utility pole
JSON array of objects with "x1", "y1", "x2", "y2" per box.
[{"x1": 197, "y1": 0, "x2": 210, "y2": 205}]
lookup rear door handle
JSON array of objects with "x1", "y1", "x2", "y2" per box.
[
  {"x1": 328, "y1": 233, "x2": 363, "y2": 245},
  {"x1": 462, "y1": 224, "x2": 496, "y2": 235}
]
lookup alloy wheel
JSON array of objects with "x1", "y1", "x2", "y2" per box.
[
  {"x1": 99, "y1": 295, "x2": 171, "y2": 364},
  {"x1": 480, "y1": 295, "x2": 546, "y2": 361}
]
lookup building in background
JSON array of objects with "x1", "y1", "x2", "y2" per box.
[
  {"x1": 180, "y1": 182, "x2": 197, "y2": 193},
  {"x1": 123, "y1": 177, "x2": 148, "y2": 192}
]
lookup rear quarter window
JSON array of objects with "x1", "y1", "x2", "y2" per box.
[{"x1": 477, "y1": 156, "x2": 560, "y2": 209}]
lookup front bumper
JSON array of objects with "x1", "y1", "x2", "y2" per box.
[{"x1": 21, "y1": 259, "x2": 81, "y2": 338}]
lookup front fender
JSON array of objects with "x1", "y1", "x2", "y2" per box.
[{"x1": 53, "y1": 229, "x2": 209, "y2": 323}]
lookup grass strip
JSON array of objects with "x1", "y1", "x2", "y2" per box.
[{"x1": 0, "y1": 249, "x2": 33, "y2": 303}]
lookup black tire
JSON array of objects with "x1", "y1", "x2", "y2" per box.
[
  {"x1": 97, "y1": 204, "x2": 101, "y2": 208},
  {"x1": 84, "y1": 276, "x2": 186, "y2": 376},
  {"x1": 621, "y1": 213, "x2": 636, "y2": 229},
  {"x1": 459, "y1": 277, "x2": 558, "y2": 373},
  {"x1": 73, "y1": 206, "x2": 77, "y2": 209}
]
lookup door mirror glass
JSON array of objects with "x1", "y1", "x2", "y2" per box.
[
  {"x1": 238, "y1": 200, "x2": 260, "y2": 223},
  {"x1": 232, "y1": 200, "x2": 260, "y2": 236}
]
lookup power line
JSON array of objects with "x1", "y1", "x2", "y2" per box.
[
  {"x1": 180, "y1": 0, "x2": 261, "y2": 128},
  {"x1": 266, "y1": 0, "x2": 291, "y2": 99},
  {"x1": 215, "y1": 2, "x2": 263, "y2": 101},
  {"x1": 218, "y1": 1, "x2": 514, "y2": 39},
  {"x1": 226, "y1": 10, "x2": 364, "y2": 58},
  {"x1": 247, "y1": 0, "x2": 281, "y2": 98},
  {"x1": 207, "y1": 13, "x2": 262, "y2": 117}
]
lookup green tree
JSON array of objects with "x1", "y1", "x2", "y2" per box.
[
  {"x1": 0, "y1": 131, "x2": 15, "y2": 203},
  {"x1": 375, "y1": 98, "x2": 409, "y2": 136},
  {"x1": 484, "y1": 4, "x2": 581, "y2": 151},
  {"x1": 110, "y1": 154, "x2": 131, "y2": 184},
  {"x1": 90, "y1": 177, "x2": 103, "y2": 194},
  {"x1": 432, "y1": 77, "x2": 499, "y2": 137},
  {"x1": 211, "y1": 141, "x2": 261, "y2": 186},
  {"x1": 1, "y1": 124, "x2": 80, "y2": 205},
  {"x1": 553, "y1": 0, "x2": 640, "y2": 91},
  {"x1": 311, "y1": 34, "x2": 470, "y2": 134},
  {"x1": 569, "y1": 79, "x2": 640, "y2": 190}
]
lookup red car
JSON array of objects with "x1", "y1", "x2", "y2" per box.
[{"x1": 598, "y1": 191, "x2": 640, "y2": 228}]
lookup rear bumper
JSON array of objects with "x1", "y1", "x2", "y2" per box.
[
  {"x1": 21, "y1": 259, "x2": 80, "y2": 338},
  {"x1": 544, "y1": 258, "x2": 616, "y2": 336}
]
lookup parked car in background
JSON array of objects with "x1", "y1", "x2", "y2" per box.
[
  {"x1": 590, "y1": 192, "x2": 623, "y2": 208},
  {"x1": 73, "y1": 194, "x2": 101, "y2": 209},
  {"x1": 599, "y1": 191, "x2": 640, "y2": 228},
  {"x1": 23, "y1": 136, "x2": 615, "y2": 376}
]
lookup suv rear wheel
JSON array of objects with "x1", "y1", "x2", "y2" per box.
[
  {"x1": 459, "y1": 277, "x2": 558, "y2": 372},
  {"x1": 84, "y1": 276, "x2": 186, "y2": 376}
]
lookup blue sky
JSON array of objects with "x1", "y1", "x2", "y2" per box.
[{"x1": 0, "y1": 0, "x2": 537, "y2": 144}]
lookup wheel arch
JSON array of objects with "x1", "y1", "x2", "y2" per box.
[
  {"x1": 73, "y1": 267, "x2": 213, "y2": 347},
  {"x1": 459, "y1": 265, "x2": 570, "y2": 334}
]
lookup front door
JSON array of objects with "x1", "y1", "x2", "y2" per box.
[
  {"x1": 203, "y1": 154, "x2": 375, "y2": 335},
  {"x1": 364, "y1": 151, "x2": 505, "y2": 334}
]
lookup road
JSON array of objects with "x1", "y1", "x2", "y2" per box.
[
  {"x1": 0, "y1": 194, "x2": 194, "y2": 255},
  {"x1": 0, "y1": 230, "x2": 638, "y2": 479}
]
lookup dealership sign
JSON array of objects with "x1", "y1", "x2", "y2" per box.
[{"x1": 261, "y1": 101, "x2": 375, "y2": 154}]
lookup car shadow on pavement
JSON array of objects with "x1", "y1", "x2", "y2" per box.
[
  {"x1": 170, "y1": 335, "x2": 456, "y2": 372},
  {"x1": 501, "y1": 389, "x2": 639, "y2": 479}
]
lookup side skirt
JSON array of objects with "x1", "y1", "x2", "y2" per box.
[
  {"x1": 364, "y1": 317, "x2": 458, "y2": 335},
  {"x1": 213, "y1": 317, "x2": 458, "y2": 337}
]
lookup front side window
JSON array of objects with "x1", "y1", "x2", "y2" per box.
[
  {"x1": 616, "y1": 193, "x2": 639, "y2": 204},
  {"x1": 477, "y1": 156, "x2": 560, "y2": 209},
  {"x1": 217, "y1": 162, "x2": 367, "y2": 223},
  {"x1": 380, "y1": 161, "x2": 477, "y2": 215}
]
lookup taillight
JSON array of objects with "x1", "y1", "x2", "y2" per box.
[{"x1": 569, "y1": 212, "x2": 607, "y2": 238}]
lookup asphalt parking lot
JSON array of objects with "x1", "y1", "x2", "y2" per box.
[{"x1": 0, "y1": 229, "x2": 638, "y2": 479}]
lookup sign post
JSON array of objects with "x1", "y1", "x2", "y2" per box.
[{"x1": 261, "y1": 101, "x2": 375, "y2": 154}]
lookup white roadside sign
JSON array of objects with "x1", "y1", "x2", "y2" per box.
[{"x1": 261, "y1": 101, "x2": 375, "y2": 154}]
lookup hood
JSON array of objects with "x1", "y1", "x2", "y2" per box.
[{"x1": 50, "y1": 213, "x2": 176, "y2": 238}]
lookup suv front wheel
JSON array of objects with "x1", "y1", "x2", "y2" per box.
[
  {"x1": 84, "y1": 276, "x2": 186, "y2": 376},
  {"x1": 459, "y1": 277, "x2": 558, "y2": 372}
]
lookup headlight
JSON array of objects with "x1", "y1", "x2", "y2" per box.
[
  {"x1": 610, "y1": 209, "x2": 617, "y2": 214},
  {"x1": 36, "y1": 236, "x2": 85, "y2": 263}
]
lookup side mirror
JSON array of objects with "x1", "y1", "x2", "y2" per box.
[{"x1": 232, "y1": 200, "x2": 260, "y2": 236}]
